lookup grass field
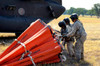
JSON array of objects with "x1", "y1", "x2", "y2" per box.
[
  {"x1": 0, "y1": 15, "x2": 100, "y2": 66},
  {"x1": 49, "y1": 15, "x2": 100, "y2": 66}
]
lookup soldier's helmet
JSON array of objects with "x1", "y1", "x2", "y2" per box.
[
  {"x1": 63, "y1": 17, "x2": 70, "y2": 24},
  {"x1": 70, "y1": 13, "x2": 78, "y2": 20},
  {"x1": 58, "y1": 21, "x2": 66, "y2": 28}
]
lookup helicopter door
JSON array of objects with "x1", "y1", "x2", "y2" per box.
[{"x1": 1, "y1": 5, "x2": 16, "y2": 16}]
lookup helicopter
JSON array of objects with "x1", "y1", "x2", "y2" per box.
[{"x1": 0, "y1": 0, "x2": 65, "y2": 36}]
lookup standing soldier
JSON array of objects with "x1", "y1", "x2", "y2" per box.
[
  {"x1": 66, "y1": 13, "x2": 87, "y2": 62},
  {"x1": 58, "y1": 20, "x2": 74, "y2": 57}
]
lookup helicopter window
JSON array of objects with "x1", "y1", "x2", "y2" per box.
[{"x1": 5, "y1": 5, "x2": 16, "y2": 11}]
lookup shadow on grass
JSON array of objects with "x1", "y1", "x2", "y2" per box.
[
  {"x1": 60, "y1": 58, "x2": 91, "y2": 66},
  {"x1": 37, "y1": 59, "x2": 91, "y2": 66},
  {"x1": 0, "y1": 36, "x2": 17, "y2": 45},
  {"x1": 90, "y1": 38, "x2": 100, "y2": 41},
  {"x1": 40, "y1": 49, "x2": 91, "y2": 66}
]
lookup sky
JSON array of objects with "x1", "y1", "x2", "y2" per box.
[{"x1": 62, "y1": 0, "x2": 100, "y2": 10}]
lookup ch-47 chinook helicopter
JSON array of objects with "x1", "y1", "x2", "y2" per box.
[{"x1": 0, "y1": 0, "x2": 65, "y2": 36}]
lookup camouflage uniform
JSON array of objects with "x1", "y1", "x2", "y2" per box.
[
  {"x1": 67, "y1": 20, "x2": 87, "y2": 60},
  {"x1": 61, "y1": 25, "x2": 74, "y2": 57}
]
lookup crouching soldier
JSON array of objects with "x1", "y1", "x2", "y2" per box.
[
  {"x1": 66, "y1": 13, "x2": 87, "y2": 62},
  {"x1": 58, "y1": 20, "x2": 74, "y2": 57},
  {"x1": 63, "y1": 18, "x2": 75, "y2": 57}
]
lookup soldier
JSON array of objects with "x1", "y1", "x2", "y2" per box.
[
  {"x1": 58, "y1": 21, "x2": 67, "y2": 47},
  {"x1": 66, "y1": 13, "x2": 87, "y2": 62},
  {"x1": 63, "y1": 18, "x2": 72, "y2": 33},
  {"x1": 58, "y1": 20, "x2": 74, "y2": 57},
  {"x1": 63, "y1": 18, "x2": 75, "y2": 57}
]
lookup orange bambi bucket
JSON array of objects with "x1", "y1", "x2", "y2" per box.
[
  {"x1": 5, "y1": 39, "x2": 57, "y2": 64},
  {"x1": 5, "y1": 44, "x2": 61, "y2": 66},
  {"x1": 0, "y1": 25, "x2": 55, "y2": 65},
  {"x1": 42, "y1": 55, "x2": 60, "y2": 64},
  {"x1": 0, "y1": 19, "x2": 46, "y2": 59}
]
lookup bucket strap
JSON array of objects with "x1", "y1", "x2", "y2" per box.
[
  {"x1": 28, "y1": 54, "x2": 36, "y2": 66},
  {"x1": 15, "y1": 39, "x2": 27, "y2": 53},
  {"x1": 60, "y1": 55, "x2": 66, "y2": 62},
  {"x1": 19, "y1": 50, "x2": 30, "y2": 60},
  {"x1": 19, "y1": 52, "x2": 25, "y2": 60},
  {"x1": 15, "y1": 39, "x2": 35, "y2": 65}
]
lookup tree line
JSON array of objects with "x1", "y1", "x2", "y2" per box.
[{"x1": 63, "y1": 3, "x2": 100, "y2": 18}]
